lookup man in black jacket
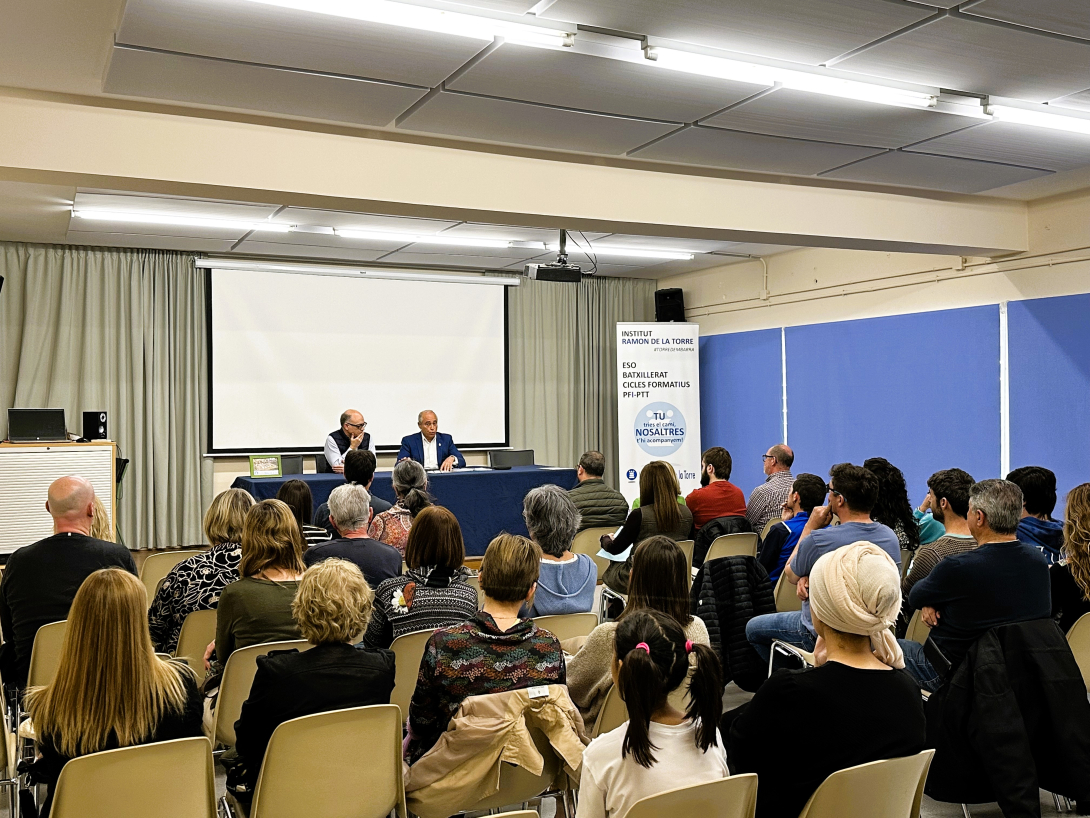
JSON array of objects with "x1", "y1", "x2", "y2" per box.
[{"x1": 568, "y1": 451, "x2": 628, "y2": 531}]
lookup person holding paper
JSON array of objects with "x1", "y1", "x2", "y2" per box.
[{"x1": 397, "y1": 410, "x2": 465, "y2": 471}]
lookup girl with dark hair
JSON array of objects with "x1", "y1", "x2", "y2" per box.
[
  {"x1": 276, "y1": 479, "x2": 331, "y2": 547},
  {"x1": 863, "y1": 457, "x2": 920, "y2": 553},
  {"x1": 576, "y1": 610, "x2": 727, "y2": 818}
]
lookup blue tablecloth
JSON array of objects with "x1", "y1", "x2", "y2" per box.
[{"x1": 231, "y1": 466, "x2": 578, "y2": 556}]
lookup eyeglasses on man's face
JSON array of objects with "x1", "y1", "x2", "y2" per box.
[
  {"x1": 826, "y1": 483, "x2": 841, "y2": 497},
  {"x1": 762, "y1": 454, "x2": 776, "y2": 461},
  {"x1": 346, "y1": 421, "x2": 367, "y2": 430}
]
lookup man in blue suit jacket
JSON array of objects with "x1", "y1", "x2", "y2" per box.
[{"x1": 397, "y1": 409, "x2": 465, "y2": 471}]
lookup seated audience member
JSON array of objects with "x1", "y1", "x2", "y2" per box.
[
  {"x1": 685, "y1": 447, "x2": 747, "y2": 532},
  {"x1": 899, "y1": 479, "x2": 1051, "y2": 692},
  {"x1": 397, "y1": 409, "x2": 465, "y2": 471},
  {"x1": 524, "y1": 485, "x2": 596, "y2": 616},
  {"x1": 569, "y1": 450, "x2": 630, "y2": 531},
  {"x1": 26, "y1": 569, "x2": 202, "y2": 815},
  {"x1": 363, "y1": 506, "x2": 478, "y2": 649},
  {"x1": 324, "y1": 408, "x2": 376, "y2": 473},
  {"x1": 369, "y1": 459, "x2": 432, "y2": 556},
  {"x1": 306, "y1": 484, "x2": 401, "y2": 588},
  {"x1": 313, "y1": 449, "x2": 391, "y2": 535},
  {"x1": 864, "y1": 457, "x2": 920, "y2": 555},
  {"x1": 277, "y1": 479, "x2": 331, "y2": 547},
  {"x1": 230, "y1": 559, "x2": 395, "y2": 800},
  {"x1": 746, "y1": 463, "x2": 900, "y2": 663},
  {"x1": 900, "y1": 469, "x2": 976, "y2": 606},
  {"x1": 601, "y1": 461, "x2": 694, "y2": 595},
  {"x1": 90, "y1": 495, "x2": 114, "y2": 542},
  {"x1": 568, "y1": 537, "x2": 710, "y2": 724},
  {"x1": 746, "y1": 444, "x2": 795, "y2": 534},
  {"x1": 912, "y1": 500, "x2": 947, "y2": 548},
  {"x1": 1052, "y1": 483, "x2": 1090, "y2": 633},
  {"x1": 577, "y1": 609, "x2": 726, "y2": 818},
  {"x1": 149, "y1": 488, "x2": 255, "y2": 654},
  {"x1": 0, "y1": 476, "x2": 137, "y2": 689},
  {"x1": 406, "y1": 534, "x2": 564, "y2": 764},
  {"x1": 728, "y1": 543, "x2": 926, "y2": 818},
  {"x1": 757, "y1": 474, "x2": 826, "y2": 585},
  {"x1": 210, "y1": 499, "x2": 306, "y2": 681},
  {"x1": 1007, "y1": 465, "x2": 1064, "y2": 564}
]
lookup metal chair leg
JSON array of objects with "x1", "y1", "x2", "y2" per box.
[{"x1": 961, "y1": 805, "x2": 972, "y2": 818}]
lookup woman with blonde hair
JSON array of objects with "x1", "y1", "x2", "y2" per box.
[
  {"x1": 90, "y1": 495, "x2": 114, "y2": 542},
  {"x1": 26, "y1": 569, "x2": 202, "y2": 815},
  {"x1": 1052, "y1": 483, "x2": 1090, "y2": 633},
  {"x1": 149, "y1": 488, "x2": 255, "y2": 653}
]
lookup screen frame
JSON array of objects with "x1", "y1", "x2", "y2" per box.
[{"x1": 204, "y1": 267, "x2": 511, "y2": 455}]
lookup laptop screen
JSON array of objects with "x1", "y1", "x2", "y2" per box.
[{"x1": 7, "y1": 409, "x2": 67, "y2": 443}]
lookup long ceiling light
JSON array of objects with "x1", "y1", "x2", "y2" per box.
[
  {"x1": 644, "y1": 46, "x2": 938, "y2": 110},
  {"x1": 72, "y1": 209, "x2": 293, "y2": 233},
  {"x1": 335, "y1": 228, "x2": 512, "y2": 248},
  {"x1": 240, "y1": 0, "x2": 574, "y2": 48},
  {"x1": 546, "y1": 243, "x2": 696, "y2": 261},
  {"x1": 985, "y1": 102, "x2": 1090, "y2": 136}
]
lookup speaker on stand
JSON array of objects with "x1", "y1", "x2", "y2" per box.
[{"x1": 655, "y1": 288, "x2": 686, "y2": 322}]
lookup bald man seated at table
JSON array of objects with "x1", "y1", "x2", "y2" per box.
[
  {"x1": 397, "y1": 410, "x2": 465, "y2": 472},
  {"x1": 324, "y1": 409, "x2": 377, "y2": 474}
]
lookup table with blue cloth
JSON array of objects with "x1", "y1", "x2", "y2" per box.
[{"x1": 231, "y1": 466, "x2": 578, "y2": 557}]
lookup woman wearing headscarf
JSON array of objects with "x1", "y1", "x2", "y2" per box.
[{"x1": 726, "y1": 541, "x2": 926, "y2": 818}]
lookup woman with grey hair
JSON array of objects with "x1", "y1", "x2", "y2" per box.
[
  {"x1": 523, "y1": 484, "x2": 597, "y2": 616},
  {"x1": 369, "y1": 459, "x2": 432, "y2": 556}
]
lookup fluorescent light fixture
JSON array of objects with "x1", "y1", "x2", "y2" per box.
[
  {"x1": 645, "y1": 46, "x2": 937, "y2": 110},
  {"x1": 72, "y1": 209, "x2": 292, "y2": 233},
  {"x1": 240, "y1": 0, "x2": 573, "y2": 48},
  {"x1": 546, "y1": 243, "x2": 696, "y2": 261},
  {"x1": 194, "y1": 257, "x2": 520, "y2": 285},
  {"x1": 986, "y1": 103, "x2": 1090, "y2": 136},
  {"x1": 335, "y1": 228, "x2": 512, "y2": 249}
]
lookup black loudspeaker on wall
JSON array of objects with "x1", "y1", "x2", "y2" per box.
[
  {"x1": 82, "y1": 411, "x2": 108, "y2": 440},
  {"x1": 655, "y1": 287, "x2": 686, "y2": 322}
]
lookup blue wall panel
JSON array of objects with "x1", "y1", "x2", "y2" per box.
[
  {"x1": 699, "y1": 329, "x2": 784, "y2": 499},
  {"x1": 785, "y1": 307, "x2": 1001, "y2": 505},
  {"x1": 1009, "y1": 294, "x2": 1090, "y2": 507}
]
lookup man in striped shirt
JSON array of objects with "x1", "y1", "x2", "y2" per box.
[{"x1": 746, "y1": 444, "x2": 795, "y2": 534}]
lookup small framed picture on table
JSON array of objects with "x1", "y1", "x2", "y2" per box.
[{"x1": 249, "y1": 455, "x2": 282, "y2": 478}]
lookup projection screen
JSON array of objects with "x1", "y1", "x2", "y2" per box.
[{"x1": 208, "y1": 268, "x2": 509, "y2": 453}]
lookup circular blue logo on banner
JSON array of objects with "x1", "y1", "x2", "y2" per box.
[
  {"x1": 626, "y1": 468, "x2": 638, "y2": 481},
  {"x1": 634, "y1": 402, "x2": 686, "y2": 456}
]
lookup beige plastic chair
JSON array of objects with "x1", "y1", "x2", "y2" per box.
[
  {"x1": 390, "y1": 629, "x2": 436, "y2": 722},
  {"x1": 705, "y1": 533, "x2": 759, "y2": 563},
  {"x1": 238, "y1": 705, "x2": 407, "y2": 818},
  {"x1": 533, "y1": 613, "x2": 598, "y2": 643},
  {"x1": 676, "y1": 539, "x2": 695, "y2": 581},
  {"x1": 760, "y1": 517, "x2": 780, "y2": 542},
  {"x1": 796, "y1": 750, "x2": 935, "y2": 818},
  {"x1": 51, "y1": 736, "x2": 216, "y2": 818},
  {"x1": 592, "y1": 684, "x2": 628, "y2": 738},
  {"x1": 904, "y1": 610, "x2": 930, "y2": 646},
  {"x1": 489, "y1": 812, "x2": 539, "y2": 818},
  {"x1": 174, "y1": 608, "x2": 219, "y2": 675},
  {"x1": 140, "y1": 550, "x2": 204, "y2": 608},
  {"x1": 900, "y1": 549, "x2": 913, "y2": 579},
  {"x1": 626, "y1": 773, "x2": 758, "y2": 818},
  {"x1": 27, "y1": 619, "x2": 68, "y2": 687},
  {"x1": 572, "y1": 527, "x2": 617, "y2": 583},
  {"x1": 466, "y1": 574, "x2": 484, "y2": 608},
  {"x1": 213, "y1": 639, "x2": 311, "y2": 749},
  {"x1": 1067, "y1": 612, "x2": 1090, "y2": 689},
  {"x1": 773, "y1": 573, "x2": 802, "y2": 613}
]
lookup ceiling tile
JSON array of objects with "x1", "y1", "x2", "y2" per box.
[
  {"x1": 65, "y1": 231, "x2": 237, "y2": 252},
  {"x1": 393, "y1": 243, "x2": 543, "y2": 260},
  {"x1": 104, "y1": 46, "x2": 427, "y2": 127},
  {"x1": 703, "y1": 88, "x2": 976, "y2": 149},
  {"x1": 229, "y1": 239, "x2": 389, "y2": 262},
  {"x1": 908, "y1": 120, "x2": 1090, "y2": 172},
  {"x1": 397, "y1": 91, "x2": 678, "y2": 155},
  {"x1": 440, "y1": 223, "x2": 578, "y2": 244},
  {"x1": 448, "y1": 42, "x2": 765, "y2": 123},
  {"x1": 117, "y1": 0, "x2": 488, "y2": 88},
  {"x1": 836, "y1": 15, "x2": 1090, "y2": 102},
  {"x1": 579, "y1": 234, "x2": 740, "y2": 252},
  {"x1": 540, "y1": 0, "x2": 933, "y2": 65},
  {"x1": 632, "y1": 125, "x2": 884, "y2": 175},
  {"x1": 74, "y1": 192, "x2": 280, "y2": 220},
  {"x1": 715, "y1": 243, "x2": 801, "y2": 257},
  {"x1": 376, "y1": 251, "x2": 530, "y2": 269},
  {"x1": 279, "y1": 208, "x2": 461, "y2": 233},
  {"x1": 965, "y1": 0, "x2": 1090, "y2": 40},
  {"x1": 819, "y1": 150, "x2": 1052, "y2": 193}
]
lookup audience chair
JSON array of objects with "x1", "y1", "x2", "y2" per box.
[
  {"x1": 571, "y1": 527, "x2": 615, "y2": 583},
  {"x1": 626, "y1": 774, "x2": 758, "y2": 818},
  {"x1": 900, "y1": 549, "x2": 913, "y2": 579},
  {"x1": 592, "y1": 685, "x2": 628, "y2": 739},
  {"x1": 772, "y1": 573, "x2": 802, "y2": 613},
  {"x1": 174, "y1": 608, "x2": 218, "y2": 675},
  {"x1": 488, "y1": 812, "x2": 538, "y2": 818},
  {"x1": 532, "y1": 613, "x2": 598, "y2": 644},
  {"x1": 224, "y1": 705, "x2": 406, "y2": 818},
  {"x1": 212, "y1": 640, "x2": 311, "y2": 750},
  {"x1": 797, "y1": 750, "x2": 934, "y2": 818},
  {"x1": 51, "y1": 736, "x2": 215, "y2": 818},
  {"x1": 390, "y1": 629, "x2": 436, "y2": 723},
  {"x1": 676, "y1": 539, "x2": 694, "y2": 583},
  {"x1": 466, "y1": 574, "x2": 484, "y2": 609},
  {"x1": 1067, "y1": 613, "x2": 1090, "y2": 690},
  {"x1": 760, "y1": 518, "x2": 779, "y2": 542},
  {"x1": 26, "y1": 620, "x2": 67, "y2": 690},
  {"x1": 705, "y1": 533, "x2": 759, "y2": 563},
  {"x1": 488, "y1": 449, "x2": 535, "y2": 468},
  {"x1": 768, "y1": 640, "x2": 815, "y2": 676},
  {"x1": 904, "y1": 611, "x2": 930, "y2": 646},
  {"x1": 140, "y1": 550, "x2": 204, "y2": 609}
]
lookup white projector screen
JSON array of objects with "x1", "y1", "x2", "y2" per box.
[{"x1": 209, "y1": 268, "x2": 509, "y2": 453}]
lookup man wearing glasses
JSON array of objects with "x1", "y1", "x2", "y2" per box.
[
  {"x1": 324, "y1": 409, "x2": 377, "y2": 474},
  {"x1": 746, "y1": 444, "x2": 796, "y2": 533}
]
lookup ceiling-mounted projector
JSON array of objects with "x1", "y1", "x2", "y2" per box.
[{"x1": 524, "y1": 229, "x2": 584, "y2": 282}]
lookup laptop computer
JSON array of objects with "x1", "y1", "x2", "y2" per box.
[{"x1": 7, "y1": 409, "x2": 68, "y2": 443}]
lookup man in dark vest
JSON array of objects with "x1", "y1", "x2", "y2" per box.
[{"x1": 323, "y1": 409, "x2": 376, "y2": 473}]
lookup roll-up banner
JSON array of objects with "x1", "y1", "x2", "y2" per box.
[{"x1": 616, "y1": 322, "x2": 702, "y2": 505}]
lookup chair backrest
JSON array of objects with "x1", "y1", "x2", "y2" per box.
[
  {"x1": 27, "y1": 620, "x2": 68, "y2": 688},
  {"x1": 50, "y1": 736, "x2": 216, "y2": 818},
  {"x1": 140, "y1": 550, "x2": 204, "y2": 607},
  {"x1": 466, "y1": 574, "x2": 484, "y2": 609},
  {"x1": 592, "y1": 684, "x2": 628, "y2": 738},
  {"x1": 900, "y1": 549, "x2": 912, "y2": 579},
  {"x1": 315, "y1": 453, "x2": 332, "y2": 473},
  {"x1": 904, "y1": 610, "x2": 930, "y2": 645},
  {"x1": 676, "y1": 539, "x2": 695, "y2": 582},
  {"x1": 705, "y1": 533, "x2": 758, "y2": 563},
  {"x1": 174, "y1": 608, "x2": 219, "y2": 675},
  {"x1": 462, "y1": 724, "x2": 561, "y2": 813},
  {"x1": 571, "y1": 526, "x2": 617, "y2": 581},
  {"x1": 532, "y1": 613, "x2": 599, "y2": 644},
  {"x1": 488, "y1": 449, "x2": 535, "y2": 468},
  {"x1": 626, "y1": 774, "x2": 758, "y2": 818},
  {"x1": 213, "y1": 639, "x2": 312, "y2": 748},
  {"x1": 1067, "y1": 612, "x2": 1090, "y2": 689},
  {"x1": 251, "y1": 704, "x2": 406, "y2": 818},
  {"x1": 487, "y1": 812, "x2": 539, "y2": 818},
  {"x1": 796, "y1": 750, "x2": 935, "y2": 818},
  {"x1": 390, "y1": 629, "x2": 437, "y2": 721},
  {"x1": 773, "y1": 573, "x2": 802, "y2": 613},
  {"x1": 760, "y1": 517, "x2": 779, "y2": 541}
]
